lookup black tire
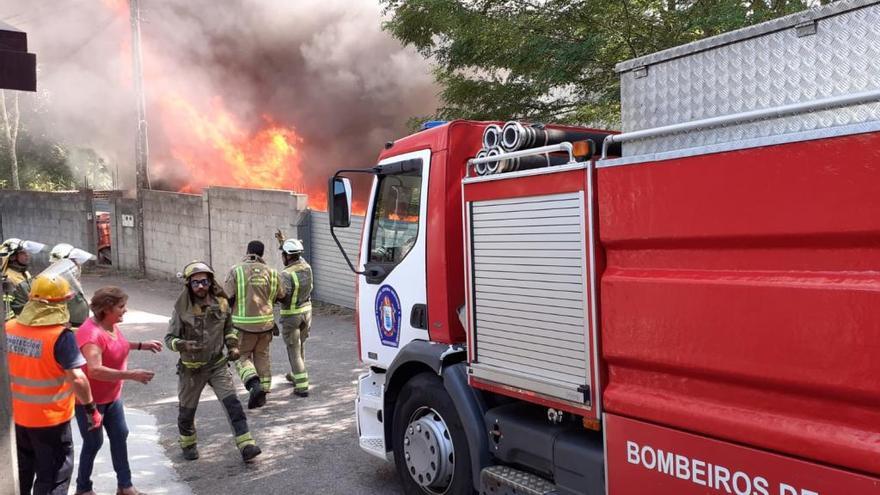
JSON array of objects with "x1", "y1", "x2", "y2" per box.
[{"x1": 392, "y1": 372, "x2": 474, "y2": 495}]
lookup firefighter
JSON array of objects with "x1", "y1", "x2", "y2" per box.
[
  {"x1": 1, "y1": 238, "x2": 45, "y2": 320},
  {"x1": 165, "y1": 261, "x2": 262, "y2": 462},
  {"x1": 224, "y1": 240, "x2": 285, "y2": 409},
  {"x1": 49, "y1": 243, "x2": 95, "y2": 329},
  {"x1": 278, "y1": 238, "x2": 313, "y2": 397},
  {"x1": 7, "y1": 265, "x2": 103, "y2": 495}
]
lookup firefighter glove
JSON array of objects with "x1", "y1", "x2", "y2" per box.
[
  {"x1": 178, "y1": 340, "x2": 204, "y2": 353},
  {"x1": 272, "y1": 325, "x2": 280, "y2": 337},
  {"x1": 227, "y1": 347, "x2": 240, "y2": 362},
  {"x1": 84, "y1": 402, "x2": 103, "y2": 431}
]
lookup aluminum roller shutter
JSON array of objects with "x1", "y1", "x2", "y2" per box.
[
  {"x1": 468, "y1": 192, "x2": 591, "y2": 403},
  {"x1": 310, "y1": 211, "x2": 365, "y2": 309}
]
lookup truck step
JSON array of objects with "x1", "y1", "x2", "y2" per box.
[{"x1": 480, "y1": 465, "x2": 558, "y2": 495}]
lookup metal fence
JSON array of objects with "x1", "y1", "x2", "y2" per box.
[{"x1": 309, "y1": 211, "x2": 364, "y2": 309}]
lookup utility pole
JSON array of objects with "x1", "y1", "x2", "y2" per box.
[{"x1": 130, "y1": 0, "x2": 148, "y2": 276}]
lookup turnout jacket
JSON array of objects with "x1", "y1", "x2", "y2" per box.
[
  {"x1": 224, "y1": 255, "x2": 285, "y2": 333},
  {"x1": 279, "y1": 258, "x2": 313, "y2": 316},
  {"x1": 4, "y1": 265, "x2": 30, "y2": 320},
  {"x1": 165, "y1": 285, "x2": 238, "y2": 369}
]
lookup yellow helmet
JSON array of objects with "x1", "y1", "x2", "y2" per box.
[{"x1": 29, "y1": 274, "x2": 73, "y2": 303}]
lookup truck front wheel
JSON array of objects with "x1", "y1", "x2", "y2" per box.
[{"x1": 392, "y1": 372, "x2": 474, "y2": 495}]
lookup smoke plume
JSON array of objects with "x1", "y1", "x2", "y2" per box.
[{"x1": 1, "y1": 0, "x2": 438, "y2": 200}]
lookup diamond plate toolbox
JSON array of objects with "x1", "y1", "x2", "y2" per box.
[{"x1": 616, "y1": 0, "x2": 880, "y2": 156}]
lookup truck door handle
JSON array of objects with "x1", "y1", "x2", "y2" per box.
[{"x1": 410, "y1": 304, "x2": 428, "y2": 329}]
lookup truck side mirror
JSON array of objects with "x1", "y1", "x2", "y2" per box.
[{"x1": 328, "y1": 176, "x2": 352, "y2": 228}]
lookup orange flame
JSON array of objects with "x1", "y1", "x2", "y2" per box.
[
  {"x1": 102, "y1": 2, "x2": 368, "y2": 215},
  {"x1": 159, "y1": 95, "x2": 306, "y2": 193},
  {"x1": 388, "y1": 212, "x2": 418, "y2": 223}
]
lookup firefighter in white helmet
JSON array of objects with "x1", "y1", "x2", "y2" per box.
[
  {"x1": 278, "y1": 238, "x2": 313, "y2": 397},
  {"x1": 49, "y1": 243, "x2": 96, "y2": 329},
  {"x1": 165, "y1": 261, "x2": 261, "y2": 462},
  {"x1": 1, "y1": 238, "x2": 46, "y2": 320}
]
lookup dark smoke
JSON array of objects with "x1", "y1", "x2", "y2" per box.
[{"x1": 0, "y1": 0, "x2": 438, "y2": 197}]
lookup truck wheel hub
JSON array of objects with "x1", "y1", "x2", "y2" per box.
[{"x1": 403, "y1": 407, "x2": 454, "y2": 492}]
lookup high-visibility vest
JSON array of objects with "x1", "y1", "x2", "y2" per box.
[
  {"x1": 6, "y1": 321, "x2": 75, "y2": 427},
  {"x1": 280, "y1": 260, "x2": 312, "y2": 316},
  {"x1": 231, "y1": 261, "x2": 280, "y2": 332}
]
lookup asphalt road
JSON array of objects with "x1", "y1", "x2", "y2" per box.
[{"x1": 80, "y1": 271, "x2": 403, "y2": 495}]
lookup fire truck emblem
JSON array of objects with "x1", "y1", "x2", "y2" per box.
[{"x1": 375, "y1": 285, "x2": 401, "y2": 347}]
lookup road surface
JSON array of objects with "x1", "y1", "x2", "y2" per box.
[{"x1": 74, "y1": 271, "x2": 403, "y2": 494}]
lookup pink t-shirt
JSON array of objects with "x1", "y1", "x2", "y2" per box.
[{"x1": 76, "y1": 318, "x2": 130, "y2": 405}]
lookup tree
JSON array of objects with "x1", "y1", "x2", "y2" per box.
[
  {"x1": 382, "y1": 0, "x2": 834, "y2": 127},
  {"x1": 0, "y1": 90, "x2": 21, "y2": 189}
]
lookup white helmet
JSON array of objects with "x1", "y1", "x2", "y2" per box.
[
  {"x1": 50, "y1": 243, "x2": 96, "y2": 264},
  {"x1": 1, "y1": 238, "x2": 46, "y2": 255},
  {"x1": 281, "y1": 239, "x2": 304, "y2": 255},
  {"x1": 50, "y1": 243, "x2": 74, "y2": 262}
]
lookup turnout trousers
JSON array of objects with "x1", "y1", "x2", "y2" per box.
[
  {"x1": 177, "y1": 361, "x2": 255, "y2": 452},
  {"x1": 235, "y1": 331, "x2": 273, "y2": 392},
  {"x1": 281, "y1": 311, "x2": 311, "y2": 392}
]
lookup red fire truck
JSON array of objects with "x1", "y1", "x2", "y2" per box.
[{"x1": 328, "y1": 2, "x2": 880, "y2": 494}]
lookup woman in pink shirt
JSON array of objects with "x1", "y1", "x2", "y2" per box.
[{"x1": 74, "y1": 287, "x2": 162, "y2": 495}]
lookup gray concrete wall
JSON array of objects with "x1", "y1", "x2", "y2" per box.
[
  {"x1": 0, "y1": 188, "x2": 311, "y2": 283},
  {"x1": 310, "y1": 211, "x2": 364, "y2": 309},
  {"x1": 206, "y1": 187, "x2": 309, "y2": 278},
  {"x1": 143, "y1": 190, "x2": 209, "y2": 280},
  {"x1": 0, "y1": 189, "x2": 95, "y2": 271},
  {"x1": 109, "y1": 196, "x2": 141, "y2": 272}
]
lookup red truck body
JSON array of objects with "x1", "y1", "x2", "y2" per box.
[{"x1": 336, "y1": 4, "x2": 880, "y2": 494}]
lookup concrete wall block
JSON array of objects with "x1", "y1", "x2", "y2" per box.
[{"x1": 0, "y1": 190, "x2": 95, "y2": 271}]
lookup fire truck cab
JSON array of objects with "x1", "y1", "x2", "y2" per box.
[{"x1": 329, "y1": 2, "x2": 880, "y2": 494}]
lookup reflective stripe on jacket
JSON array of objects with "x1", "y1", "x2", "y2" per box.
[
  {"x1": 224, "y1": 256, "x2": 283, "y2": 333},
  {"x1": 6, "y1": 321, "x2": 74, "y2": 427},
  {"x1": 280, "y1": 259, "x2": 312, "y2": 316}
]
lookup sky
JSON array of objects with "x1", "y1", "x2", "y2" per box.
[{"x1": 0, "y1": 0, "x2": 438, "y2": 196}]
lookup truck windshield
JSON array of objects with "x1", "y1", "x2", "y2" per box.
[{"x1": 368, "y1": 162, "x2": 422, "y2": 265}]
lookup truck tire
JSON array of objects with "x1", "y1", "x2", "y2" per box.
[{"x1": 392, "y1": 372, "x2": 474, "y2": 495}]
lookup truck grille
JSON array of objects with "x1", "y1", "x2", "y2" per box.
[{"x1": 468, "y1": 192, "x2": 590, "y2": 404}]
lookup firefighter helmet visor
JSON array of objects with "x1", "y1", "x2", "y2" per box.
[
  {"x1": 50, "y1": 243, "x2": 96, "y2": 264},
  {"x1": 30, "y1": 259, "x2": 81, "y2": 302},
  {"x1": 2, "y1": 239, "x2": 46, "y2": 256}
]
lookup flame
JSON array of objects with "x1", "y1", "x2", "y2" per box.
[
  {"x1": 388, "y1": 212, "x2": 419, "y2": 223},
  {"x1": 102, "y1": 2, "x2": 367, "y2": 215},
  {"x1": 159, "y1": 95, "x2": 307, "y2": 193}
]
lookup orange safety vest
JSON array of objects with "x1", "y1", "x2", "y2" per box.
[{"x1": 6, "y1": 321, "x2": 75, "y2": 427}]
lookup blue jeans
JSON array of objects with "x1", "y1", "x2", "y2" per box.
[{"x1": 74, "y1": 399, "x2": 133, "y2": 492}]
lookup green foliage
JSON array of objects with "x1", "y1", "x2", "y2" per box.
[
  {"x1": 0, "y1": 130, "x2": 75, "y2": 191},
  {"x1": 0, "y1": 125, "x2": 113, "y2": 192},
  {"x1": 382, "y1": 0, "x2": 834, "y2": 126},
  {"x1": 25, "y1": 170, "x2": 75, "y2": 192},
  {"x1": 0, "y1": 90, "x2": 115, "y2": 192}
]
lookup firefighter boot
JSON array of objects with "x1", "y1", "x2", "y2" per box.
[
  {"x1": 241, "y1": 443, "x2": 262, "y2": 462},
  {"x1": 182, "y1": 444, "x2": 200, "y2": 460},
  {"x1": 246, "y1": 378, "x2": 266, "y2": 409}
]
